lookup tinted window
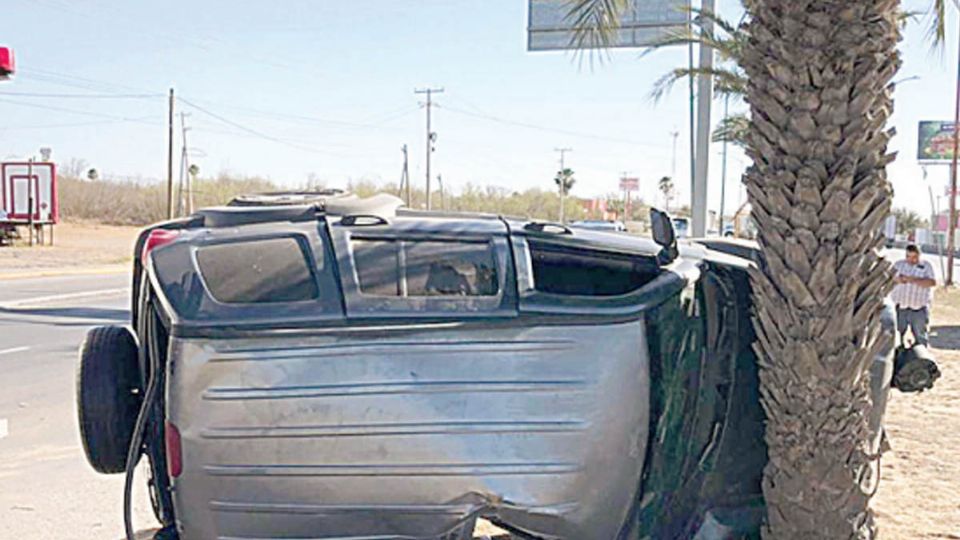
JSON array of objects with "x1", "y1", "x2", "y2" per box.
[
  {"x1": 196, "y1": 237, "x2": 318, "y2": 303},
  {"x1": 529, "y1": 241, "x2": 658, "y2": 296},
  {"x1": 353, "y1": 239, "x2": 498, "y2": 297},
  {"x1": 353, "y1": 240, "x2": 401, "y2": 296}
]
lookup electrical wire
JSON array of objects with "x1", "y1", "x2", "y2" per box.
[
  {"x1": 0, "y1": 90, "x2": 163, "y2": 99},
  {"x1": 16, "y1": 67, "x2": 158, "y2": 95},
  {"x1": 0, "y1": 97, "x2": 161, "y2": 125},
  {"x1": 178, "y1": 97, "x2": 345, "y2": 156},
  {"x1": 440, "y1": 103, "x2": 666, "y2": 149},
  {"x1": 0, "y1": 119, "x2": 136, "y2": 131},
  {"x1": 0, "y1": 98, "x2": 161, "y2": 124}
]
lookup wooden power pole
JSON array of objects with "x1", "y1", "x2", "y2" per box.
[
  {"x1": 415, "y1": 87, "x2": 443, "y2": 210},
  {"x1": 167, "y1": 88, "x2": 175, "y2": 220}
]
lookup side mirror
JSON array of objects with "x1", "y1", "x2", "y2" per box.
[{"x1": 650, "y1": 208, "x2": 678, "y2": 265}]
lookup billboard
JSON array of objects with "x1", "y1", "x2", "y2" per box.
[
  {"x1": 1, "y1": 162, "x2": 58, "y2": 224},
  {"x1": 619, "y1": 177, "x2": 640, "y2": 191},
  {"x1": 918, "y1": 121, "x2": 958, "y2": 162},
  {"x1": 528, "y1": 0, "x2": 689, "y2": 51}
]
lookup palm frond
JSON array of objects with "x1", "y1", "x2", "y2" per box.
[
  {"x1": 649, "y1": 66, "x2": 747, "y2": 102},
  {"x1": 565, "y1": 0, "x2": 630, "y2": 54},
  {"x1": 898, "y1": 9, "x2": 922, "y2": 30},
  {"x1": 639, "y1": 27, "x2": 741, "y2": 62},
  {"x1": 690, "y1": 7, "x2": 742, "y2": 37},
  {"x1": 712, "y1": 113, "x2": 749, "y2": 147},
  {"x1": 926, "y1": 0, "x2": 947, "y2": 48}
]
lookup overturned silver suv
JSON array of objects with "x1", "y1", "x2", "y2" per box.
[{"x1": 76, "y1": 191, "x2": 894, "y2": 540}]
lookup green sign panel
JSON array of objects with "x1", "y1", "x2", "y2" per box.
[{"x1": 918, "y1": 121, "x2": 958, "y2": 162}]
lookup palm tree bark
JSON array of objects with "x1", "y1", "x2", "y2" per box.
[{"x1": 740, "y1": 1, "x2": 901, "y2": 538}]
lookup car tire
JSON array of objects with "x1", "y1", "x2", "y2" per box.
[{"x1": 77, "y1": 325, "x2": 142, "y2": 474}]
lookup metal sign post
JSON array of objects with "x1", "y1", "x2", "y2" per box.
[
  {"x1": 919, "y1": 120, "x2": 960, "y2": 285},
  {"x1": 27, "y1": 158, "x2": 34, "y2": 246}
]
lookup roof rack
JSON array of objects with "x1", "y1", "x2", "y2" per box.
[
  {"x1": 196, "y1": 192, "x2": 405, "y2": 228},
  {"x1": 227, "y1": 189, "x2": 349, "y2": 208}
]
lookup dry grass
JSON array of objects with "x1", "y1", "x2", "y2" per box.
[
  {"x1": 874, "y1": 287, "x2": 960, "y2": 539},
  {"x1": 0, "y1": 221, "x2": 140, "y2": 277},
  {"x1": 58, "y1": 175, "x2": 277, "y2": 225}
]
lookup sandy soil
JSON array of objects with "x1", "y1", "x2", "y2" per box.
[
  {"x1": 0, "y1": 221, "x2": 140, "y2": 278},
  {"x1": 873, "y1": 288, "x2": 960, "y2": 539}
]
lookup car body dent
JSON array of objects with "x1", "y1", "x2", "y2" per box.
[{"x1": 166, "y1": 320, "x2": 651, "y2": 539}]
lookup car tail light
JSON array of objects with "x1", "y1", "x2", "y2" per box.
[
  {"x1": 141, "y1": 229, "x2": 180, "y2": 265},
  {"x1": 165, "y1": 421, "x2": 183, "y2": 478}
]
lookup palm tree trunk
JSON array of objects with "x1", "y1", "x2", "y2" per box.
[{"x1": 740, "y1": 1, "x2": 900, "y2": 538}]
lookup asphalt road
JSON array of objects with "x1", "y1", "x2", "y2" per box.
[{"x1": 0, "y1": 273, "x2": 158, "y2": 540}]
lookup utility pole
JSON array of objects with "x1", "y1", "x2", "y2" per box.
[
  {"x1": 692, "y1": 0, "x2": 715, "y2": 238},
  {"x1": 415, "y1": 87, "x2": 443, "y2": 210},
  {"x1": 437, "y1": 174, "x2": 445, "y2": 210},
  {"x1": 555, "y1": 147, "x2": 572, "y2": 224},
  {"x1": 719, "y1": 95, "x2": 730, "y2": 236},
  {"x1": 621, "y1": 171, "x2": 632, "y2": 220},
  {"x1": 177, "y1": 112, "x2": 191, "y2": 217},
  {"x1": 27, "y1": 158, "x2": 34, "y2": 246},
  {"x1": 948, "y1": 26, "x2": 960, "y2": 286},
  {"x1": 167, "y1": 88, "x2": 175, "y2": 220},
  {"x1": 398, "y1": 144, "x2": 411, "y2": 206},
  {"x1": 670, "y1": 130, "x2": 679, "y2": 180},
  {"x1": 687, "y1": 13, "x2": 696, "y2": 223}
]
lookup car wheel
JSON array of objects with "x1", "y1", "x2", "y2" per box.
[{"x1": 76, "y1": 325, "x2": 142, "y2": 474}]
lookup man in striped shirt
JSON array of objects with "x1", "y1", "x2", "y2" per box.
[{"x1": 891, "y1": 244, "x2": 937, "y2": 346}]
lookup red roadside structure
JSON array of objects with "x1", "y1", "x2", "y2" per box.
[{"x1": 0, "y1": 46, "x2": 14, "y2": 79}]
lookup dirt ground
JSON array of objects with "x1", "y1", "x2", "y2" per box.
[
  {"x1": 873, "y1": 288, "x2": 960, "y2": 539},
  {"x1": 0, "y1": 221, "x2": 139, "y2": 278}
]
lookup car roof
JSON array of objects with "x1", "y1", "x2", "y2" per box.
[{"x1": 175, "y1": 192, "x2": 757, "y2": 264}]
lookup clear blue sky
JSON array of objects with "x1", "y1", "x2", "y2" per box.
[{"x1": 1, "y1": 0, "x2": 957, "y2": 217}]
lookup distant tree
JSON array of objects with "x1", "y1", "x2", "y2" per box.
[
  {"x1": 554, "y1": 168, "x2": 576, "y2": 223},
  {"x1": 554, "y1": 168, "x2": 576, "y2": 195},
  {"x1": 604, "y1": 193, "x2": 625, "y2": 220},
  {"x1": 657, "y1": 176, "x2": 674, "y2": 211},
  {"x1": 893, "y1": 207, "x2": 927, "y2": 236},
  {"x1": 60, "y1": 157, "x2": 89, "y2": 179}
]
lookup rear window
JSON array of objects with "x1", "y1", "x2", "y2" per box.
[
  {"x1": 353, "y1": 239, "x2": 498, "y2": 297},
  {"x1": 529, "y1": 240, "x2": 658, "y2": 296},
  {"x1": 196, "y1": 237, "x2": 319, "y2": 303}
]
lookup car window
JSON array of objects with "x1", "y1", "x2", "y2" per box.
[
  {"x1": 528, "y1": 240, "x2": 658, "y2": 296},
  {"x1": 195, "y1": 237, "x2": 319, "y2": 303},
  {"x1": 352, "y1": 239, "x2": 401, "y2": 296},
  {"x1": 353, "y1": 238, "x2": 499, "y2": 297}
]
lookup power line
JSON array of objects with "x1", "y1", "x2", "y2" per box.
[
  {"x1": 0, "y1": 97, "x2": 161, "y2": 125},
  {"x1": 17, "y1": 67, "x2": 158, "y2": 95},
  {"x1": 14, "y1": 66, "x2": 416, "y2": 133},
  {"x1": 181, "y1": 97, "x2": 419, "y2": 131},
  {"x1": 0, "y1": 90, "x2": 162, "y2": 99},
  {"x1": 441, "y1": 104, "x2": 665, "y2": 149},
  {"x1": 178, "y1": 97, "x2": 343, "y2": 156},
  {"x1": 0, "y1": 119, "x2": 138, "y2": 130}
]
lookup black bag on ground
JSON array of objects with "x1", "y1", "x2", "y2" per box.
[{"x1": 892, "y1": 344, "x2": 941, "y2": 393}]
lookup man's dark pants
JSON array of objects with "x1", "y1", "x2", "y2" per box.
[{"x1": 896, "y1": 306, "x2": 929, "y2": 346}]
